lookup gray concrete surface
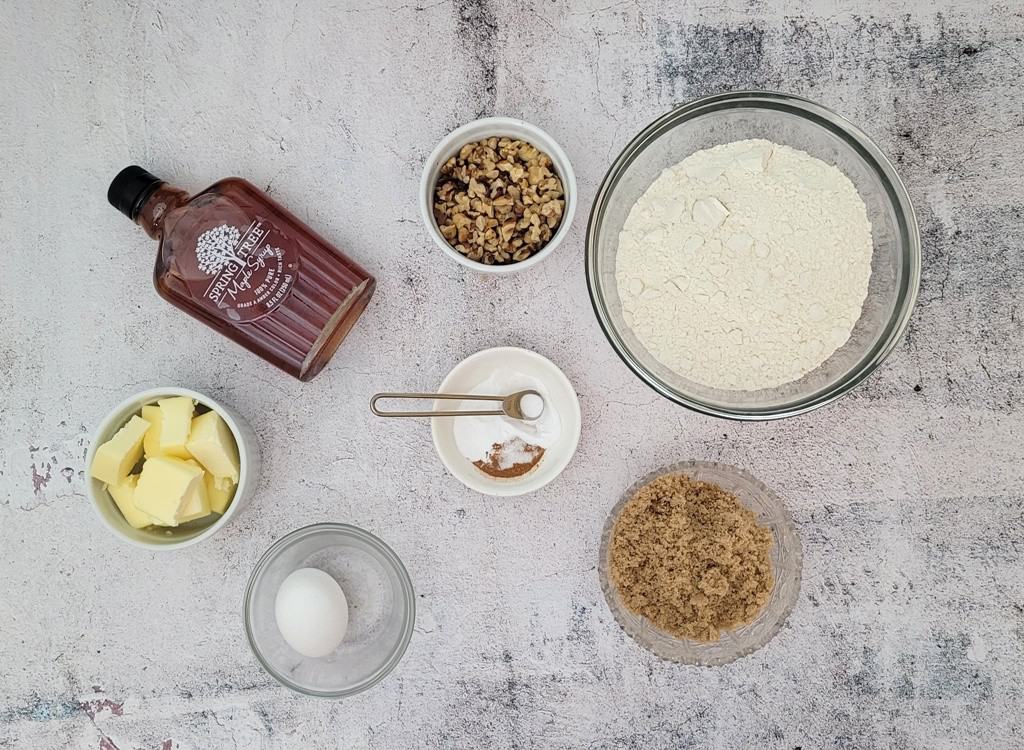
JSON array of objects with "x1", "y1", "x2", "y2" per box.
[{"x1": 2, "y1": 1, "x2": 1022, "y2": 748}]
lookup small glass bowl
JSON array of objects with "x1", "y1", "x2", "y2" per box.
[
  {"x1": 244, "y1": 523, "x2": 415, "y2": 697},
  {"x1": 598, "y1": 461, "x2": 802, "y2": 665},
  {"x1": 586, "y1": 91, "x2": 921, "y2": 419}
]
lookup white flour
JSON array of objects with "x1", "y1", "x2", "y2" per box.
[{"x1": 615, "y1": 139, "x2": 873, "y2": 391}]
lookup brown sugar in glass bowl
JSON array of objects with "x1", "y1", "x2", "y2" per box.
[
  {"x1": 598, "y1": 461, "x2": 802, "y2": 665},
  {"x1": 609, "y1": 473, "x2": 774, "y2": 642}
]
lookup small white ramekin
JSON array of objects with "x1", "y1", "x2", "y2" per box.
[
  {"x1": 419, "y1": 116, "x2": 577, "y2": 275},
  {"x1": 85, "y1": 387, "x2": 261, "y2": 550},
  {"x1": 430, "y1": 347, "x2": 582, "y2": 496}
]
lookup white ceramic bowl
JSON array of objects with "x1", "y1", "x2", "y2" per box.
[
  {"x1": 430, "y1": 347, "x2": 581, "y2": 496},
  {"x1": 86, "y1": 387, "x2": 260, "y2": 550},
  {"x1": 419, "y1": 116, "x2": 578, "y2": 275}
]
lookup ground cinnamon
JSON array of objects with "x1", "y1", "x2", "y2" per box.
[
  {"x1": 473, "y1": 437, "x2": 544, "y2": 478},
  {"x1": 609, "y1": 473, "x2": 774, "y2": 642}
]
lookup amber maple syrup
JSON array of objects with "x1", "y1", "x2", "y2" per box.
[{"x1": 109, "y1": 166, "x2": 375, "y2": 381}]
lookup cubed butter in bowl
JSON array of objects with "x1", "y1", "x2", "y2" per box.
[
  {"x1": 133, "y1": 456, "x2": 205, "y2": 526},
  {"x1": 141, "y1": 405, "x2": 163, "y2": 458},
  {"x1": 107, "y1": 474, "x2": 152, "y2": 530},
  {"x1": 86, "y1": 387, "x2": 260, "y2": 550},
  {"x1": 187, "y1": 411, "x2": 240, "y2": 483},
  {"x1": 91, "y1": 415, "x2": 150, "y2": 485},
  {"x1": 156, "y1": 396, "x2": 195, "y2": 458}
]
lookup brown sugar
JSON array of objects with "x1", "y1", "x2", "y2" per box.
[{"x1": 609, "y1": 472, "x2": 774, "y2": 642}]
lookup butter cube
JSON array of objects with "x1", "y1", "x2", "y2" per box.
[
  {"x1": 90, "y1": 415, "x2": 151, "y2": 485},
  {"x1": 177, "y1": 461, "x2": 212, "y2": 523},
  {"x1": 205, "y1": 473, "x2": 237, "y2": 514},
  {"x1": 133, "y1": 456, "x2": 204, "y2": 526},
  {"x1": 106, "y1": 474, "x2": 154, "y2": 529},
  {"x1": 141, "y1": 405, "x2": 164, "y2": 458},
  {"x1": 157, "y1": 397, "x2": 195, "y2": 458},
  {"x1": 186, "y1": 411, "x2": 240, "y2": 482}
]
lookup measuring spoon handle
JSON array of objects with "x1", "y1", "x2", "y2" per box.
[{"x1": 370, "y1": 392, "x2": 506, "y2": 418}]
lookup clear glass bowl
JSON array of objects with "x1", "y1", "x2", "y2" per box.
[
  {"x1": 598, "y1": 461, "x2": 802, "y2": 665},
  {"x1": 586, "y1": 91, "x2": 921, "y2": 419},
  {"x1": 244, "y1": 523, "x2": 415, "y2": 697}
]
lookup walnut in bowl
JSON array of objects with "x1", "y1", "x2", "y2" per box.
[
  {"x1": 420, "y1": 117, "x2": 577, "y2": 274},
  {"x1": 434, "y1": 137, "x2": 565, "y2": 265}
]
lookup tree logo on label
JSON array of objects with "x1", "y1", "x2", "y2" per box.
[{"x1": 196, "y1": 224, "x2": 243, "y2": 275}]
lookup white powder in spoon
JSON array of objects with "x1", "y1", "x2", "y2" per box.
[
  {"x1": 615, "y1": 139, "x2": 873, "y2": 391},
  {"x1": 519, "y1": 392, "x2": 545, "y2": 420}
]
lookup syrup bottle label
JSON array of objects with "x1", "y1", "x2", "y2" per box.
[{"x1": 188, "y1": 219, "x2": 300, "y2": 322}]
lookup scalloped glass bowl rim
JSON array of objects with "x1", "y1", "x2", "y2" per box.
[{"x1": 598, "y1": 461, "x2": 803, "y2": 665}]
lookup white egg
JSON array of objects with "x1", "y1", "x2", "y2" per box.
[{"x1": 274, "y1": 568, "x2": 349, "y2": 658}]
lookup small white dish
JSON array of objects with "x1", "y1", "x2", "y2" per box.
[
  {"x1": 86, "y1": 387, "x2": 260, "y2": 550},
  {"x1": 419, "y1": 116, "x2": 577, "y2": 275},
  {"x1": 431, "y1": 347, "x2": 581, "y2": 496}
]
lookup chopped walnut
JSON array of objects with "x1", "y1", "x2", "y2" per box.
[{"x1": 433, "y1": 137, "x2": 566, "y2": 265}]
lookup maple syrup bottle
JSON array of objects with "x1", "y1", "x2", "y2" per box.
[{"x1": 108, "y1": 166, "x2": 375, "y2": 381}]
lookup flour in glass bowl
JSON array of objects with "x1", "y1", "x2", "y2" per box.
[{"x1": 615, "y1": 139, "x2": 873, "y2": 391}]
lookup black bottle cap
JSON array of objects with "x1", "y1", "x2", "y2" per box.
[{"x1": 108, "y1": 166, "x2": 164, "y2": 220}]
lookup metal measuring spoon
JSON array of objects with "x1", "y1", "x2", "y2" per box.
[{"x1": 370, "y1": 389, "x2": 545, "y2": 422}]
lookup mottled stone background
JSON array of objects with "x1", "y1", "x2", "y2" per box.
[{"x1": 2, "y1": 0, "x2": 1022, "y2": 748}]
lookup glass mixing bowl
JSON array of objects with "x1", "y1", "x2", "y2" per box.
[
  {"x1": 586, "y1": 91, "x2": 921, "y2": 419},
  {"x1": 598, "y1": 461, "x2": 802, "y2": 665},
  {"x1": 244, "y1": 523, "x2": 415, "y2": 697}
]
